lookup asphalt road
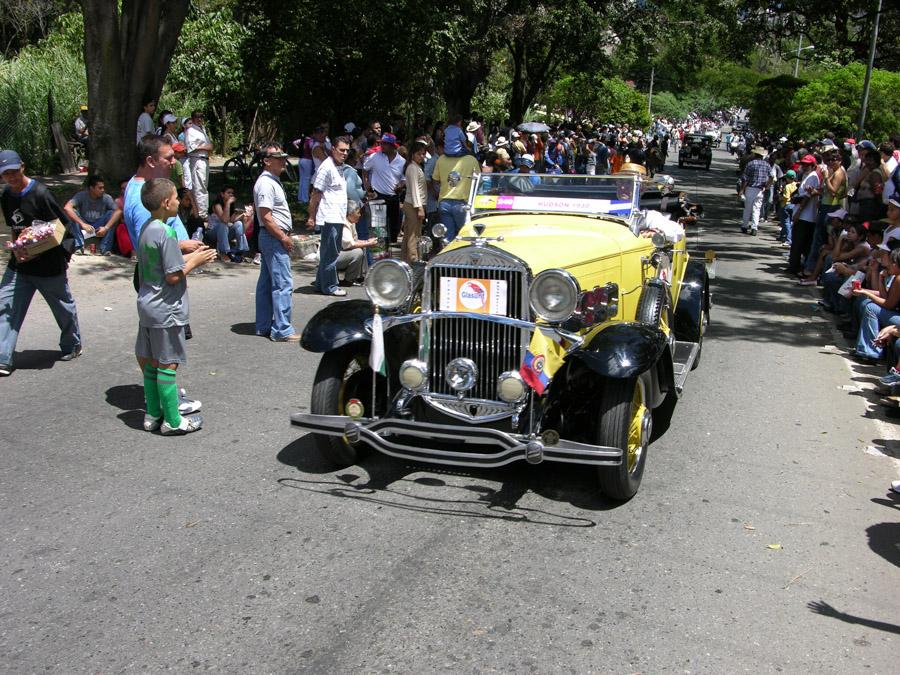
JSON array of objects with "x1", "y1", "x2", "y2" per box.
[{"x1": 1, "y1": 148, "x2": 898, "y2": 673}]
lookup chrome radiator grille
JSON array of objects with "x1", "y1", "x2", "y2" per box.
[{"x1": 426, "y1": 259, "x2": 528, "y2": 401}]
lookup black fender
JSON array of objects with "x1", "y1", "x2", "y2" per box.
[
  {"x1": 572, "y1": 322, "x2": 668, "y2": 379},
  {"x1": 674, "y1": 259, "x2": 710, "y2": 342},
  {"x1": 300, "y1": 300, "x2": 418, "y2": 358}
]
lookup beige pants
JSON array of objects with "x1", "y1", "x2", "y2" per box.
[{"x1": 401, "y1": 202, "x2": 422, "y2": 263}]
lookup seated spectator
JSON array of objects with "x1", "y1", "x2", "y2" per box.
[
  {"x1": 801, "y1": 209, "x2": 856, "y2": 285},
  {"x1": 64, "y1": 175, "x2": 122, "y2": 255},
  {"x1": 818, "y1": 220, "x2": 870, "y2": 307},
  {"x1": 337, "y1": 201, "x2": 378, "y2": 285},
  {"x1": 201, "y1": 185, "x2": 250, "y2": 262},
  {"x1": 177, "y1": 188, "x2": 203, "y2": 239},
  {"x1": 849, "y1": 247, "x2": 900, "y2": 362}
]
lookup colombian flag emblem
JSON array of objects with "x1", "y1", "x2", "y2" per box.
[{"x1": 520, "y1": 329, "x2": 565, "y2": 395}]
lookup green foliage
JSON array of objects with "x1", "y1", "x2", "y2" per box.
[
  {"x1": 0, "y1": 12, "x2": 86, "y2": 173},
  {"x1": 695, "y1": 63, "x2": 763, "y2": 108},
  {"x1": 749, "y1": 74, "x2": 807, "y2": 134},
  {"x1": 788, "y1": 63, "x2": 900, "y2": 140},
  {"x1": 167, "y1": 8, "x2": 249, "y2": 106},
  {"x1": 541, "y1": 74, "x2": 650, "y2": 128},
  {"x1": 650, "y1": 91, "x2": 690, "y2": 120}
]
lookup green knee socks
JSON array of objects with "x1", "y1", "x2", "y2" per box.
[
  {"x1": 156, "y1": 367, "x2": 182, "y2": 427},
  {"x1": 143, "y1": 364, "x2": 161, "y2": 419}
]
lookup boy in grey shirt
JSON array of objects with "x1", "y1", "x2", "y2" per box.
[{"x1": 135, "y1": 178, "x2": 215, "y2": 435}]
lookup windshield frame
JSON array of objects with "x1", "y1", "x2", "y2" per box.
[{"x1": 469, "y1": 172, "x2": 641, "y2": 221}]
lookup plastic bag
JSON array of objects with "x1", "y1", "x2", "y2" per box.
[{"x1": 837, "y1": 271, "x2": 865, "y2": 298}]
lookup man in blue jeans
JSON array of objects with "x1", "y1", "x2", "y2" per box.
[
  {"x1": 0, "y1": 149, "x2": 83, "y2": 376},
  {"x1": 64, "y1": 175, "x2": 122, "y2": 254},
  {"x1": 308, "y1": 137, "x2": 350, "y2": 297},
  {"x1": 253, "y1": 144, "x2": 298, "y2": 342}
]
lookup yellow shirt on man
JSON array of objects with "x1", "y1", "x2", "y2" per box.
[{"x1": 432, "y1": 154, "x2": 481, "y2": 201}]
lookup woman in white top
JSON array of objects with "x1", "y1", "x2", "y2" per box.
[{"x1": 402, "y1": 140, "x2": 428, "y2": 263}]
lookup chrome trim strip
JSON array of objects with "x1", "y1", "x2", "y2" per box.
[{"x1": 289, "y1": 413, "x2": 623, "y2": 468}]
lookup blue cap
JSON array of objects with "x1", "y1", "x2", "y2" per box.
[
  {"x1": 859, "y1": 140, "x2": 876, "y2": 150},
  {"x1": 0, "y1": 149, "x2": 22, "y2": 173}
]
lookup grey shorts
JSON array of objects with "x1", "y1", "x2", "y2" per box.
[{"x1": 135, "y1": 325, "x2": 187, "y2": 364}]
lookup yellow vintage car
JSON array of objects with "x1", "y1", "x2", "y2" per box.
[{"x1": 291, "y1": 172, "x2": 710, "y2": 500}]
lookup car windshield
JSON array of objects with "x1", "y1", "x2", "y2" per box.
[{"x1": 471, "y1": 173, "x2": 640, "y2": 219}]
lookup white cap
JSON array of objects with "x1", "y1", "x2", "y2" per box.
[{"x1": 161, "y1": 113, "x2": 177, "y2": 125}]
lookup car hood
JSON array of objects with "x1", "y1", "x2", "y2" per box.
[{"x1": 445, "y1": 213, "x2": 647, "y2": 273}]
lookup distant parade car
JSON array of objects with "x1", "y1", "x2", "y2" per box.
[
  {"x1": 679, "y1": 134, "x2": 713, "y2": 170},
  {"x1": 291, "y1": 169, "x2": 711, "y2": 501}
]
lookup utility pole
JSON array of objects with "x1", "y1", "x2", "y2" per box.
[
  {"x1": 858, "y1": 0, "x2": 883, "y2": 137},
  {"x1": 793, "y1": 36, "x2": 802, "y2": 78},
  {"x1": 648, "y1": 66, "x2": 655, "y2": 116}
]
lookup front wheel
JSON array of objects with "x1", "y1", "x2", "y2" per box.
[
  {"x1": 309, "y1": 344, "x2": 377, "y2": 466},
  {"x1": 596, "y1": 377, "x2": 651, "y2": 501}
]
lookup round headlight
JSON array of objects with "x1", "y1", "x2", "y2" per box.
[
  {"x1": 529, "y1": 269, "x2": 580, "y2": 323},
  {"x1": 497, "y1": 371, "x2": 526, "y2": 402},
  {"x1": 364, "y1": 259, "x2": 413, "y2": 310},
  {"x1": 399, "y1": 359, "x2": 428, "y2": 391},
  {"x1": 431, "y1": 222, "x2": 447, "y2": 240}
]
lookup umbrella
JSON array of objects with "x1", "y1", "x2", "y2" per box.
[{"x1": 517, "y1": 121, "x2": 550, "y2": 133}]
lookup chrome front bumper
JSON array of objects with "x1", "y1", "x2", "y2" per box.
[{"x1": 290, "y1": 413, "x2": 623, "y2": 468}]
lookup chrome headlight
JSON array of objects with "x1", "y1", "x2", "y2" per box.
[
  {"x1": 431, "y1": 222, "x2": 447, "y2": 239},
  {"x1": 364, "y1": 259, "x2": 413, "y2": 310},
  {"x1": 529, "y1": 269, "x2": 580, "y2": 323},
  {"x1": 497, "y1": 371, "x2": 526, "y2": 403},
  {"x1": 399, "y1": 359, "x2": 428, "y2": 391}
]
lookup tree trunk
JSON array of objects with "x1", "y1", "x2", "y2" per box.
[
  {"x1": 80, "y1": 0, "x2": 190, "y2": 181},
  {"x1": 509, "y1": 41, "x2": 526, "y2": 124}
]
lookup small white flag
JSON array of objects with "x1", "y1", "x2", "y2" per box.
[{"x1": 370, "y1": 310, "x2": 386, "y2": 376}]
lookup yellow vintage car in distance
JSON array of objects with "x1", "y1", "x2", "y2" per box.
[{"x1": 291, "y1": 173, "x2": 710, "y2": 501}]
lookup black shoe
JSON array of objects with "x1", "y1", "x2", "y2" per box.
[{"x1": 59, "y1": 344, "x2": 83, "y2": 361}]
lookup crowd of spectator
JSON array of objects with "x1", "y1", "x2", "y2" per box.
[{"x1": 733, "y1": 130, "x2": 900, "y2": 493}]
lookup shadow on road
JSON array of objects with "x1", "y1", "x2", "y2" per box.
[
  {"x1": 105, "y1": 383, "x2": 146, "y2": 430},
  {"x1": 807, "y1": 599, "x2": 900, "y2": 635},
  {"x1": 12, "y1": 349, "x2": 60, "y2": 370},
  {"x1": 865, "y1": 521, "x2": 900, "y2": 568},
  {"x1": 230, "y1": 322, "x2": 259, "y2": 336},
  {"x1": 276, "y1": 433, "x2": 628, "y2": 524}
]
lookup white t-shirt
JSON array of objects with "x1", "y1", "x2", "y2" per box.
[
  {"x1": 184, "y1": 125, "x2": 211, "y2": 158},
  {"x1": 883, "y1": 156, "x2": 898, "y2": 204},
  {"x1": 796, "y1": 171, "x2": 820, "y2": 222},
  {"x1": 363, "y1": 151, "x2": 405, "y2": 195},
  {"x1": 253, "y1": 171, "x2": 292, "y2": 233},
  {"x1": 312, "y1": 158, "x2": 348, "y2": 226},
  {"x1": 136, "y1": 112, "x2": 155, "y2": 143}
]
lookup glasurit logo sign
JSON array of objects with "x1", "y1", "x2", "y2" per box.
[
  {"x1": 458, "y1": 280, "x2": 487, "y2": 309},
  {"x1": 439, "y1": 277, "x2": 508, "y2": 316}
]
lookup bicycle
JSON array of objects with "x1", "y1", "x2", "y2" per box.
[{"x1": 223, "y1": 144, "x2": 297, "y2": 184}]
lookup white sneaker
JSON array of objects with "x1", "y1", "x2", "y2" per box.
[
  {"x1": 252, "y1": 253, "x2": 261, "y2": 265},
  {"x1": 178, "y1": 388, "x2": 202, "y2": 415},
  {"x1": 143, "y1": 414, "x2": 162, "y2": 432},
  {"x1": 161, "y1": 414, "x2": 204, "y2": 435},
  {"x1": 890, "y1": 480, "x2": 900, "y2": 495}
]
